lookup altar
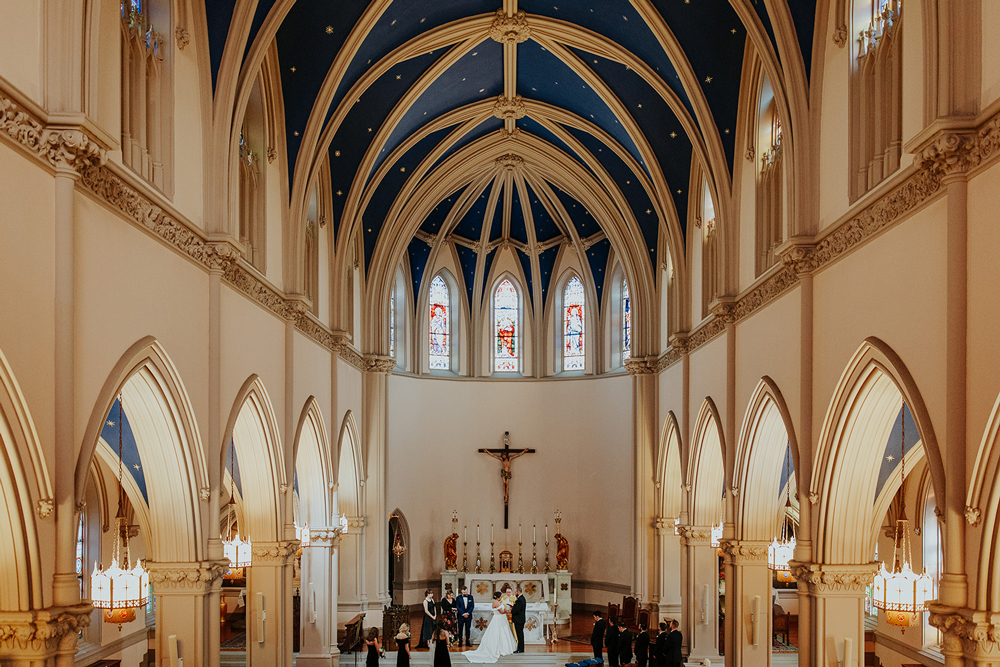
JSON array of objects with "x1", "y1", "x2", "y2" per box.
[{"x1": 440, "y1": 571, "x2": 573, "y2": 645}]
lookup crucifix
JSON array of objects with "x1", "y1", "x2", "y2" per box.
[{"x1": 479, "y1": 431, "x2": 535, "y2": 529}]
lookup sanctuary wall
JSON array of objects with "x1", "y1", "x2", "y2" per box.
[{"x1": 387, "y1": 373, "x2": 632, "y2": 609}]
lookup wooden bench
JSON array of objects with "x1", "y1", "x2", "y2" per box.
[{"x1": 338, "y1": 613, "x2": 366, "y2": 654}]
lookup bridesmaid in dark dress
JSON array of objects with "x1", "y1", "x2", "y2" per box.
[
  {"x1": 417, "y1": 590, "x2": 436, "y2": 648},
  {"x1": 365, "y1": 627, "x2": 382, "y2": 667},
  {"x1": 433, "y1": 623, "x2": 451, "y2": 667},
  {"x1": 396, "y1": 623, "x2": 411, "y2": 667}
]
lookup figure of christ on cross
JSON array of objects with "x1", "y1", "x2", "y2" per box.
[{"x1": 478, "y1": 431, "x2": 535, "y2": 529}]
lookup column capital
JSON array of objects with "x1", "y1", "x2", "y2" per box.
[
  {"x1": 654, "y1": 516, "x2": 677, "y2": 535},
  {"x1": 362, "y1": 354, "x2": 395, "y2": 374},
  {"x1": 918, "y1": 128, "x2": 980, "y2": 179},
  {"x1": 147, "y1": 559, "x2": 230, "y2": 593},
  {"x1": 342, "y1": 515, "x2": 367, "y2": 535},
  {"x1": 927, "y1": 603, "x2": 1000, "y2": 659},
  {"x1": 720, "y1": 540, "x2": 769, "y2": 565},
  {"x1": 677, "y1": 525, "x2": 713, "y2": 545},
  {"x1": 0, "y1": 603, "x2": 92, "y2": 659},
  {"x1": 624, "y1": 357, "x2": 657, "y2": 375},
  {"x1": 251, "y1": 541, "x2": 300, "y2": 565},
  {"x1": 788, "y1": 561, "x2": 876, "y2": 595},
  {"x1": 307, "y1": 526, "x2": 345, "y2": 547}
]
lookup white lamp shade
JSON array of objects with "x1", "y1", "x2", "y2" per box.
[
  {"x1": 223, "y1": 533, "x2": 253, "y2": 568},
  {"x1": 873, "y1": 561, "x2": 933, "y2": 627}
]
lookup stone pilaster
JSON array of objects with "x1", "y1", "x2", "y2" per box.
[
  {"x1": 146, "y1": 560, "x2": 229, "y2": 667},
  {"x1": 654, "y1": 517, "x2": 682, "y2": 621},
  {"x1": 792, "y1": 561, "x2": 876, "y2": 667},
  {"x1": 678, "y1": 526, "x2": 721, "y2": 663},
  {"x1": 720, "y1": 541, "x2": 770, "y2": 667},
  {"x1": 247, "y1": 542, "x2": 298, "y2": 667},
  {"x1": 362, "y1": 355, "x2": 393, "y2": 624},
  {"x1": 298, "y1": 529, "x2": 343, "y2": 667},
  {"x1": 629, "y1": 358, "x2": 658, "y2": 606}
]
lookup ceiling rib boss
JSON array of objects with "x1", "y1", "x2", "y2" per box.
[{"x1": 489, "y1": 9, "x2": 531, "y2": 44}]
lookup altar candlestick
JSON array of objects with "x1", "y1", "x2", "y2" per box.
[
  {"x1": 465, "y1": 525, "x2": 467, "y2": 542},
  {"x1": 519, "y1": 523, "x2": 522, "y2": 543},
  {"x1": 545, "y1": 524, "x2": 548, "y2": 542},
  {"x1": 491, "y1": 523, "x2": 494, "y2": 542},
  {"x1": 533, "y1": 524, "x2": 536, "y2": 543},
  {"x1": 477, "y1": 524, "x2": 480, "y2": 542}
]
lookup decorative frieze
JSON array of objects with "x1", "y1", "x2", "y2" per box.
[
  {"x1": 720, "y1": 541, "x2": 769, "y2": 565},
  {"x1": 677, "y1": 526, "x2": 713, "y2": 544},
  {"x1": 146, "y1": 560, "x2": 229, "y2": 592},
  {"x1": 308, "y1": 526, "x2": 345, "y2": 547},
  {"x1": 489, "y1": 9, "x2": 531, "y2": 44},
  {"x1": 624, "y1": 358, "x2": 656, "y2": 375},
  {"x1": 0, "y1": 97, "x2": 105, "y2": 171},
  {"x1": 0, "y1": 604, "x2": 92, "y2": 655},
  {"x1": 251, "y1": 541, "x2": 299, "y2": 564},
  {"x1": 789, "y1": 561, "x2": 875, "y2": 594}
]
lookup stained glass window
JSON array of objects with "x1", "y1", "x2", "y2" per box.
[
  {"x1": 389, "y1": 291, "x2": 395, "y2": 359},
  {"x1": 494, "y1": 279, "x2": 519, "y2": 372},
  {"x1": 563, "y1": 277, "x2": 585, "y2": 370},
  {"x1": 429, "y1": 275, "x2": 449, "y2": 369},
  {"x1": 622, "y1": 279, "x2": 631, "y2": 361},
  {"x1": 76, "y1": 515, "x2": 85, "y2": 596}
]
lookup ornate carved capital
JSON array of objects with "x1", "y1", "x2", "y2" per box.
[
  {"x1": 307, "y1": 526, "x2": 344, "y2": 547},
  {"x1": 789, "y1": 561, "x2": 876, "y2": 594},
  {"x1": 175, "y1": 26, "x2": 190, "y2": 50},
  {"x1": 677, "y1": 526, "x2": 713, "y2": 544},
  {"x1": 832, "y1": 26, "x2": 849, "y2": 48},
  {"x1": 927, "y1": 604, "x2": 1000, "y2": 657},
  {"x1": 720, "y1": 540, "x2": 769, "y2": 565},
  {"x1": 779, "y1": 239, "x2": 819, "y2": 275},
  {"x1": 362, "y1": 354, "x2": 396, "y2": 374},
  {"x1": 654, "y1": 517, "x2": 676, "y2": 533},
  {"x1": 35, "y1": 498, "x2": 53, "y2": 519},
  {"x1": 0, "y1": 96, "x2": 106, "y2": 173},
  {"x1": 624, "y1": 358, "x2": 656, "y2": 375},
  {"x1": 495, "y1": 152, "x2": 524, "y2": 171},
  {"x1": 251, "y1": 541, "x2": 299, "y2": 564},
  {"x1": 489, "y1": 9, "x2": 531, "y2": 44},
  {"x1": 206, "y1": 243, "x2": 238, "y2": 271},
  {"x1": 492, "y1": 95, "x2": 527, "y2": 122},
  {"x1": 146, "y1": 560, "x2": 229, "y2": 592},
  {"x1": 199, "y1": 487, "x2": 211, "y2": 502},
  {"x1": 0, "y1": 604, "x2": 92, "y2": 656},
  {"x1": 920, "y1": 131, "x2": 981, "y2": 178},
  {"x1": 966, "y1": 506, "x2": 981, "y2": 526},
  {"x1": 709, "y1": 299, "x2": 737, "y2": 324}
]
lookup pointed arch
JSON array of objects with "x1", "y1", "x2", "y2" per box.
[
  {"x1": 389, "y1": 507, "x2": 411, "y2": 583},
  {"x1": 656, "y1": 411, "x2": 685, "y2": 521},
  {"x1": 733, "y1": 377, "x2": 799, "y2": 542},
  {"x1": 293, "y1": 397, "x2": 331, "y2": 527},
  {"x1": 688, "y1": 398, "x2": 726, "y2": 527},
  {"x1": 336, "y1": 410, "x2": 364, "y2": 518},
  {"x1": 76, "y1": 337, "x2": 208, "y2": 562},
  {"x1": 491, "y1": 274, "x2": 525, "y2": 374},
  {"x1": 968, "y1": 391, "x2": 1000, "y2": 611},
  {"x1": 221, "y1": 375, "x2": 286, "y2": 542},
  {"x1": 0, "y1": 346, "x2": 48, "y2": 610},
  {"x1": 811, "y1": 337, "x2": 944, "y2": 564}
]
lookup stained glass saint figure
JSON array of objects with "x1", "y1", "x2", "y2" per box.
[
  {"x1": 564, "y1": 277, "x2": 585, "y2": 370},
  {"x1": 494, "y1": 279, "x2": 519, "y2": 372},
  {"x1": 429, "y1": 275, "x2": 449, "y2": 369},
  {"x1": 622, "y1": 279, "x2": 631, "y2": 361}
]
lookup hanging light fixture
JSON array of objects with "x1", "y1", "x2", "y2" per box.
[
  {"x1": 222, "y1": 446, "x2": 251, "y2": 580},
  {"x1": 768, "y1": 448, "x2": 796, "y2": 583},
  {"x1": 389, "y1": 513, "x2": 407, "y2": 559},
  {"x1": 873, "y1": 401, "x2": 934, "y2": 630},
  {"x1": 711, "y1": 522, "x2": 723, "y2": 549},
  {"x1": 92, "y1": 395, "x2": 149, "y2": 627}
]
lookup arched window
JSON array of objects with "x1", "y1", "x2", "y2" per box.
[
  {"x1": 429, "y1": 275, "x2": 450, "y2": 370},
  {"x1": 563, "y1": 277, "x2": 585, "y2": 371},
  {"x1": 76, "y1": 514, "x2": 85, "y2": 597},
  {"x1": 121, "y1": 0, "x2": 166, "y2": 190},
  {"x1": 621, "y1": 279, "x2": 631, "y2": 361},
  {"x1": 389, "y1": 290, "x2": 396, "y2": 360},
  {"x1": 755, "y1": 80, "x2": 783, "y2": 277},
  {"x1": 494, "y1": 279, "x2": 519, "y2": 372},
  {"x1": 921, "y1": 484, "x2": 942, "y2": 647}
]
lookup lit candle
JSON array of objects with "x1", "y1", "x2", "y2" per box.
[
  {"x1": 491, "y1": 523, "x2": 494, "y2": 542},
  {"x1": 519, "y1": 523, "x2": 522, "y2": 543},
  {"x1": 465, "y1": 525, "x2": 467, "y2": 543},
  {"x1": 477, "y1": 524, "x2": 480, "y2": 542},
  {"x1": 545, "y1": 524, "x2": 548, "y2": 542},
  {"x1": 533, "y1": 524, "x2": 536, "y2": 543}
]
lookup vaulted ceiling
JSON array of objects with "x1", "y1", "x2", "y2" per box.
[{"x1": 206, "y1": 0, "x2": 816, "y2": 309}]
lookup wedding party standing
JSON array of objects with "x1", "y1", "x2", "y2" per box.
[
  {"x1": 441, "y1": 590, "x2": 459, "y2": 644},
  {"x1": 365, "y1": 628, "x2": 382, "y2": 667},
  {"x1": 433, "y1": 623, "x2": 452, "y2": 667},
  {"x1": 617, "y1": 621, "x2": 633, "y2": 666},
  {"x1": 511, "y1": 586, "x2": 526, "y2": 654},
  {"x1": 396, "y1": 624, "x2": 412, "y2": 667},
  {"x1": 455, "y1": 586, "x2": 475, "y2": 647},
  {"x1": 464, "y1": 592, "x2": 516, "y2": 663},
  {"x1": 417, "y1": 590, "x2": 437, "y2": 649},
  {"x1": 664, "y1": 620, "x2": 683, "y2": 667},
  {"x1": 606, "y1": 618, "x2": 620, "y2": 667},
  {"x1": 590, "y1": 611, "x2": 606, "y2": 661},
  {"x1": 634, "y1": 621, "x2": 650, "y2": 667}
]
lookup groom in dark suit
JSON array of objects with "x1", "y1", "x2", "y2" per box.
[{"x1": 512, "y1": 586, "x2": 527, "y2": 653}]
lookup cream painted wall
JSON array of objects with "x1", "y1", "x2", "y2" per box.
[
  {"x1": 171, "y1": 29, "x2": 207, "y2": 229},
  {"x1": 981, "y1": 0, "x2": 1000, "y2": 105},
  {"x1": 387, "y1": 374, "x2": 632, "y2": 598},
  {"x1": 816, "y1": 10, "x2": 851, "y2": 232},
  {"x1": 0, "y1": 0, "x2": 41, "y2": 102},
  {"x1": 687, "y1": 336, "x2": 729, "y2": 445}
]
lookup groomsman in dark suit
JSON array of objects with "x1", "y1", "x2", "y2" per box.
[
  {"x1": 652, "y1": 622, "x2": 668, "y2": 667},
  {"x1": 606, "y1": 618, "x2": 621, "y2": 667},
  {"x1": 591, "y1": 611, "x2": 607, "y2": 661},
  {"x1": 512, "y1": 586, "x2": 527, "y2": 653},
  {"x1": 617, "y1": 621, "x2": 634, "y2": 666},
  {"x1": 664, "y1": 620, "x2": 683, "y2": 667},
  {"x1": 455, "y1": 586, "x2": 475, "y2": 647},
  {"x1": 634, "y1": 621, "x2": 650, "y2": 667}
]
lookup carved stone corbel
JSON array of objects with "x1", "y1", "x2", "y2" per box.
[
  {"x1": 362, "y1": 354, "x2": 396, "y2": 374},
  {"x1": 175, "y1": 26, "x2": 190, "y2": 51},
  {"x1": 489, "y1": 9, "x2": 531, "y2": 44},
  {"x1": 495, "y1": 152, "x2": 524, "y2": 171},
  {"x1": 492, "y1": 96, "x2": 527, "y2": 122},
  {"x1": 624, "y1": 358, "x2": 656, "y2": 376},
  {"x1": 920, "y1": 131, "x2": 981, "y2": 179}
]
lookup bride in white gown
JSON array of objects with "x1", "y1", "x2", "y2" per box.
[{"x1": 464, "y1": 592, "x2": 517, "y2": 663}]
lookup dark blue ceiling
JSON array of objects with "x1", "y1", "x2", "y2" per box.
[{"x1": 100, "y1": 399, "x2": 148, "y2": 503}]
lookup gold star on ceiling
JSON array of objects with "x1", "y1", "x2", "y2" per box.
[
  {"x1": 290, "y1": 66, "x2": 296, "y2": 72},
  {"x1": 676, "y1": 189, "x2": 682, "y2": 194},
  {"x1": 724, "y1": 129, "x2": 730, "y2": 134},
  {"x1": 705, "y1": 76, "x2": 713, "y2": 83},
  {"x1": 336, "y1": 190, "x2": 343, "y2": 196},
  {"x1": 133, "y1": 464, "x2": 141, "y2": 471},
  {"x1": 731, "y1": 28, "x2": 737, "y2": 34},
  {"x1": 334, "y1": 150, "x2": 341, "y2": 157},
  {"x1": 325, "y1": 26, "x2": 333, "y2": 34},
  {"x1": 106, "y1": 420, "x2": 115, "y2": 427},
  {"x1": 368, "y1": 127, "x2": 372, "y2": 132},
  {"x1": 670, "y1": 131, "x2": 677, "y2": 138},
  {"x1": 645, "y1": 209, "x2": 652, "y2": 214},
  {"x1": 293, "y1": 131, "x2": 299, "y2": 136},
  {"x1": 886, "y1": 454, "x2": 895, "y2": 461},
  {"x1": 396, "y1": 75, "x2": 401, "y2": 80}
]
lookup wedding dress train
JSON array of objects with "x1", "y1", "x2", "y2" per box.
[{"x1": 464, "y1": 604, "x2": 517, "y2": 663}]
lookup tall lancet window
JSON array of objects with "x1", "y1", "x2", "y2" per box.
[
  {"x1": 389, "y1": 291, "x2": 396, "y2": 359},
  {"x1": 494, "y1": 279, "x2": 519, "y2": 372},
  {"x1": 621, "y1": 279, "x2": 631, "y2": 361},
  {"x1": 429, "y1": 276, "x2": 450, "y2": 370},
  {"x1": 563, "y1": 277, "x2": 585, "y2": 371},
  {"x1": 121, "y1": 0, "x2": 165, "y2": 189}
]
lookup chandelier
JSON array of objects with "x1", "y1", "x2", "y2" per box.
[
  {"x1": 872, "y1": 401, "x2": 933, "y2": 629},
  {"x1": 768, "y1": 449, "x2": 796, "y2": 583},
  {"x1": 222, "y1": 447, "x2": 251, "y2": 579},
  {"x1": 390, "y1": 513, "x2": 406, "y2": 559},
  {"x1": 92, "y1": 395, "x2": 149, "y2": 626},
  {"x1": 711, "y1": 522, "x2": 722, "y2": 548}
]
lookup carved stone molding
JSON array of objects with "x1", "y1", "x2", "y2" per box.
[
  {"x1": 920, "y1": 131, "x2": 981, "y2": 178},
  {"x1": 35, "y1": 498, "x2": 53, "y2": 518},
  {"x1": 624, "y1": 358, "x2": 656, "y2": 375},
  {"x1": 0, "y1": 604, "x2": 92, "y2": 655},
  {"x1": 492, "y1": 96, "x2": 527, "y2": 122},
  {"x1": 789, "y1": 562, "x2": 876, "y2": 594},
  {"x1": 709, "y1": 300, "x2": 737, "y2": 325},
  {"x1": 495, "y1": 152, "x2": 524, "y2": 171},
  {"x1": 342, "y1": 516, "x2": 367, "y2": 535},
  {"x1": 966, "y1": 506, "x2": 982, "y2": 526},
  {"x1": 677, "y1": 526, "x2": 713, "y2": 544},
  {"x1": 146, "y1": 560, "x2": 229, "y2": 592},
  {"x1": 199, "y1": 487, "x2": 211, "y2": 502},
  {"x1": 489, "y1": 9, "x2": 531, "y2": 44},
  {"x1": 331, "y1": 332, "x2": 364, "y2": 371},
  {"x1": 720, "y1": 541, "x2": 769, "y2": 565},
  {"x1": 251, "y1": 541, "x2": 299, "y2": 564},
  {"x1": 927, "y1": 604, "x2": 1000, "y2": 657},
  {"x1": 308, "y1": 526, "x2": 345, "y2": 547},
  {"x1": 175, "y1": 26, "x2": 190, "y2": 51},
  {"x1": 654, "y1": 517, "x2": 676, "y2": 534},
  {"x1": 779, "y1": 239, "x2": 819, "y2": 275},
  {"x1": 267, "y1": 147, "x2": 277, "y2": 163},
  {"x1": 832, "y1": 26, "x2": 849, "y2": 48},
  {"x1": 686, "y1": 317, "x2": 726, "y2": 351},
  {"x1": 0, "y1": 96, "x2": 106, "y2": 172},
  {"x1": 222, "y1": 262, "x2": 288, "y2": 318},
  {"x1": 362, "y1": 354, "x2": 396, "y2": 374}
]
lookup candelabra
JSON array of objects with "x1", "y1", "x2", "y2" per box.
[
  {"x1": 517, "y1": 538, "x2": 524, "y2": 574},
  {"x1": 490, "y1": 539, "x2": 496, "y2": 573},
  {"x1": 463, "y1": 538, "x2": 468, "y2": 572},
  {"x1": 475, "y1": 538, "x2": 482, "y2": 574},
  {"x1": 544, "y1": 537, "x2": 550, "y2": 573},
  {"x1": 531, "y1": 538, "x2": 538, "y2": 574}
]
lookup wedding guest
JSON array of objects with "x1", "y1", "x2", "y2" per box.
[
  {"x1": 652, "y1": 622, "x2": 668, "y2": 667},
  {"x1": 365, "y1": 627, "x2": 382, "y2": 667},
  {"x1": 634, "y1": 621, "x2": 650, "y2": 667},
  {"x1": 591, "y1": 611, "x2": 606, "y2": 661},
  {"x1": 433, "y1": 622, "x2": 452, "y2": 667},
  {"x1": 396, "y1": 623, "x2": 412, "y2": 667},
  {"x1": 441, "y1": 590, "x2": 458, "y2": 643},
  {"x1": 455, "y1": 586, "x2": 475, "y2": 647},
  {"x1": 618, "y1": 621, "x2": 634, "y2": 666},
  {"x1": 664, "y1": 620, "x2": 682, "y2": 667},
  {"x1": 606, "y1": 617, "x2": 621, "y2": 667},
  {"x1": 417, "y1": 590, "x2": 437, "y2": 649}
]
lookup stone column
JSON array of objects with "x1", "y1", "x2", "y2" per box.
[
  {"x1": 146, "y1": 560, "x2": 228, "y2": 667},
  {"x1": 0, "y1": 604, "x2": 92, "y2": 666},
  {"x1": 362, "y1": 355, "x2": 395, "y2": 625},
  {"x1": 792, "y1": 562, "x2": 875, "y2": 667},
  {"x1": 721, "y1": 541, "x2": 772, "y2": 667},
  {"x1": 298, "y1": 529, "x2": 343, "y2": 667},
  {"x1": 338, "y1": 516, "x2": 367, "y2": 622},
  {"x1": 929, "y1": 604, "x2": 1000, "y2": 667},
  {"x1": 679, "y1": 526, "x2": 722, "y2": 663},
  {"x1": 655, "y1": 517, "x2": 682, "y2": 622},
  {"x1": 247, "y1": 542, "x2": 298, "y2": 667},
  {"x1": 627, "y1": 359, "x2": 659, "y2": 606}
]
